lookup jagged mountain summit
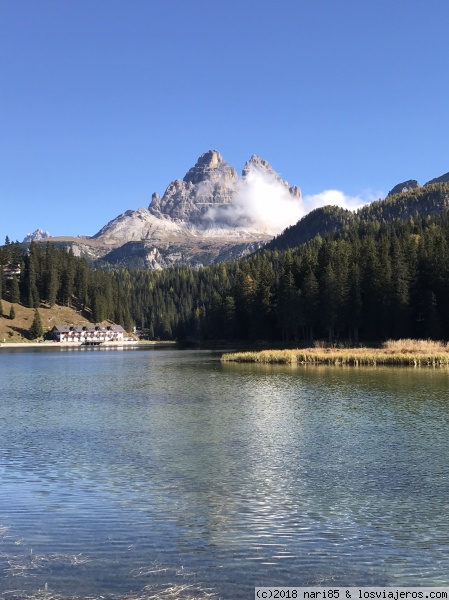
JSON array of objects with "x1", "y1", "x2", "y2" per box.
[
  {"x1": 48, "y1": 150, "x2": 302, "y2": 269},
  {"x1": 242, "y1": 155, "x2": 301, "y2": 199},
  {"x1": 148, "y1": 150, "x2": 239, "y2": 224},
  {"x1": 23, "y1": 228, "x2": 51, "y2": 243}
]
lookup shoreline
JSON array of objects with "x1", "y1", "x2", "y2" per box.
[{"x1": 0, "y1": 340, "x2": 175, "y2": 349}]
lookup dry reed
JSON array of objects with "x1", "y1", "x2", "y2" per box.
[
  {"x1": 221, "y1": 340, "x2": 449, "y2": 366},
  {"x1": 0, "y1": 524, "x2": 216, "y2": 600}
]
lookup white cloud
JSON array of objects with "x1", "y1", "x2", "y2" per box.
[
  {"x1": 303, "y1": 189, "x2": 381, "y2": 213},
  {"x1": 203, "y1": 166, "x2": 383, "y2": 235},
  {"x1": 204, "y1": 166, "x2": 305, "y2": 233}
]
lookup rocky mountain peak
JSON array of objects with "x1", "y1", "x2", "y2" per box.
[
  {"x1": 148, "y1": 150, "x2": 238, "y2": 224},
  {"x1": 147, "y1": 150, "x2": 302, "y2": 224},
  {"x1": 242, "y1": 155, "x2": 276, "y2": 178},
  {"x1": 242, "y1": 155, "x2": 302, "y2": 199},
  {"x1": 23, "y1": 228, "x2": 51, "y2": 243},
  {"x1": 387, "y1": 180, "x2": 420, "y2": 197},
  {"x1": 183, "y1": 150, "x2": 237, "y2": 185}
]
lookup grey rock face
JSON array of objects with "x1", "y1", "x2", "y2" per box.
[
  {"x1": 242, "y1": 155, "x2": 302, "y2": 199},
  {"x1": 51, "y1": 150, "x2": 302, "y2": 270},
  {"x1": 147, "y1": 150, "x2": 301, "y2": 226},
  {"x1": 183, "y1": 149, "x2": 237, "y2": 185},
  {"x1": 387, "y1": 180, "x2": 420, "y2": 197},
  {"x1": 23, "y1": 228, "x2": 51, "y2": 242},
  {"x1": 148, "y1": 150, "x2": 238, "y2": 224},
  {"x1": 425, "y1": 172, "x2": 449, "y2": 186}
]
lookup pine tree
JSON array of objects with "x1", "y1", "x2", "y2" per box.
[
  {"x1": 277, "y1": 259, "x2": 302, "y2": 342},
  {"x1": 22, "y1": 243, "x2": 40, "y2": 307},
  {"x1": 319, "y1": 263, "x2": 338, "y2": 343},
  {"x1": 8, "y1": 276, "x2": 20, "y2": 304},
  {"x1": 301, "y1": 268, "x2": 319, "y2": 343},
  {"x1": 29, "y1": 308, "x2": 43, "y2": 339},
  {"x1": 347, "y1": 263, "x2": 363, "y2": 343},
  {"x1": 222, "y1": 295, "x2": 236, "y2": 339},
  {"x1": 9, "y1": 304, "x2": 15, "y2": 320}
]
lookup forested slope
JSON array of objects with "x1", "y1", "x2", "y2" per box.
[
  {"x1": 266, "y1": 182, "x2": 449, "y2": 251},
  {"x1": 122, "y1": 212, "x2": 449, "y2": 342},
  {"x1": 0, "y1": 240, "x2": 133, "y2": 333}
]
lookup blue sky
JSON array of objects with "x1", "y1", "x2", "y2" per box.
[{"x1": 1, "y1": 0, "x2": 448, "y2": 242}]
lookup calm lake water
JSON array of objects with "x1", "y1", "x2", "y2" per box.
[{"x1": 1, "y1": 347, "x2": 449, "y2": 599}]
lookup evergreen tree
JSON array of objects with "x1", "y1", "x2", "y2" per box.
[
  {"x1": 222, "y1": 295, "x2": 236, "y2": 339},
  {"x1": 22, "y1": 242, "x2": 40, "y2": 307},
  {"x1": 8, "y1": 276, "x2": 20, "y2": 304},
  {"x1": 252, "y1": 261, "x2": 275, "y2": 339},
  {"x1": 277, "y1": 262, "x2": 302, "y2": 342},
  {"x1": 44, "y1": 243, "x2": 60, "y2": 306},
  {"x1": 59, "y1": 248, "x2": 76, "y2": 306},
  {"x1": 347, "y1": 263, "x2": 363, "y2": 343},
  {"x1": 301, "y1": 268, "x2": 319, "y2": 342},
  {"x1": 9, "y1": 304, "x2": 15, "y2": 320},
  {"x1": 319, "y1": 263, "x2": 339, "y2": 342},
  {"x1": 29, "y1": 308, "x2": 43, "y2": 339},
  {"x1": 0, "y1": 262, "x2": 3, "y2": 301},
  {"x1": 233, "y1": 270, "x2": 256, "y2": 339}
]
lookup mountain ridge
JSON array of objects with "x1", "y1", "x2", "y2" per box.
[
  {"x1": 40, "y1": 150, "x2": 302, "y2": 268},
  {"x1": 267, "y1": 181, "x2": 449, "y2": 251},
  {"x1": 24, "y1": 152, "x2": 449, "y2": 269}
]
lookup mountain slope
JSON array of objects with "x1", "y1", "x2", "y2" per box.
[
  {"x1": 267, "y1": 181, "x2": 449, "y2": 251},
  {"x1": 44, "y1": 150, "x2": 302, "y2": 269}
]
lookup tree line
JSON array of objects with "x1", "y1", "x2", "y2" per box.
[
  {"x1": 3, "y1": 209, "x2": 449, "y2": 342},
  {"x1": 0, "y1": 239, "x2": 133, "y2": 334},
  {"x1": 125, "y1": 212, "x2": 449, "y2": 342}
]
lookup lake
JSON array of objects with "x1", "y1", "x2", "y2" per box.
[{"x1": 1, "y1": 347, "x2": 449, "y2": 599}]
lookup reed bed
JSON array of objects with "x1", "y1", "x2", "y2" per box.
[
  {"x1": 381, "y1": 338, "x2": 449, "y2": 353},
  {"x1": 221, "y1": 340, "x2": 449, "y2": 366}
]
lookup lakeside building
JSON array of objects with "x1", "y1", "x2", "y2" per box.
[{"x1": 49, "y1": 324, "x2": 125, "y2": 343}]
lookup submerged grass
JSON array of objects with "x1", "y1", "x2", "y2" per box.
[
  {"x1": 0, "y1": 525, "x2": 216, "y2": 600},
  {"x1": 221, "y1": 339, "x2": 449, "y2": 366}
]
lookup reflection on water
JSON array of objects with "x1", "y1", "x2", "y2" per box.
[{"x1": 1, "y1": 349, "x2": 449, "y2": 598}]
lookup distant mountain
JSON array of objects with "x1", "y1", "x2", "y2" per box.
[
  {"x1": 46, "y1": 150, "x2": 302, "y2": 269},
  {"x1": 23, "y1": 229, "x2": 51, "y2": 242},
  {"x1": 267, "y1": 180, "x2": 449, "y2": 251},
  {"x1": 387, "y1": 180, "x2": 419, "y2": 197},
  {"x1": 30, "y1": 158, "x2": 449, "y2": 269},
  {"x1": 425, "y1": 172, "x2": 449, "y2": 186},
  {"x1": 265, "y1": 206, "x2": 353, "y2": 251},
  {"x1": 148, "y1": 150, "x2": 238, "y2": 224}
]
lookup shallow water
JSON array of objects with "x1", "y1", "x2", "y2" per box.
[{"x1": 1, "y1": 348, "x2": 449, "y2": 598}]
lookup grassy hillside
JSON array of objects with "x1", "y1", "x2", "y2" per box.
[{"x1": 0, "y1": 301, "x2": 92, "y2": 343}]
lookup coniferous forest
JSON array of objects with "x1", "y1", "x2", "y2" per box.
[{"x1": 2, "y1": 184, "x2": 449, "y2": 343}]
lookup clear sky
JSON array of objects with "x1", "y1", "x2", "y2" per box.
[{"x1": 1, "y1": 0, "x2": 448, "y2": 242}]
